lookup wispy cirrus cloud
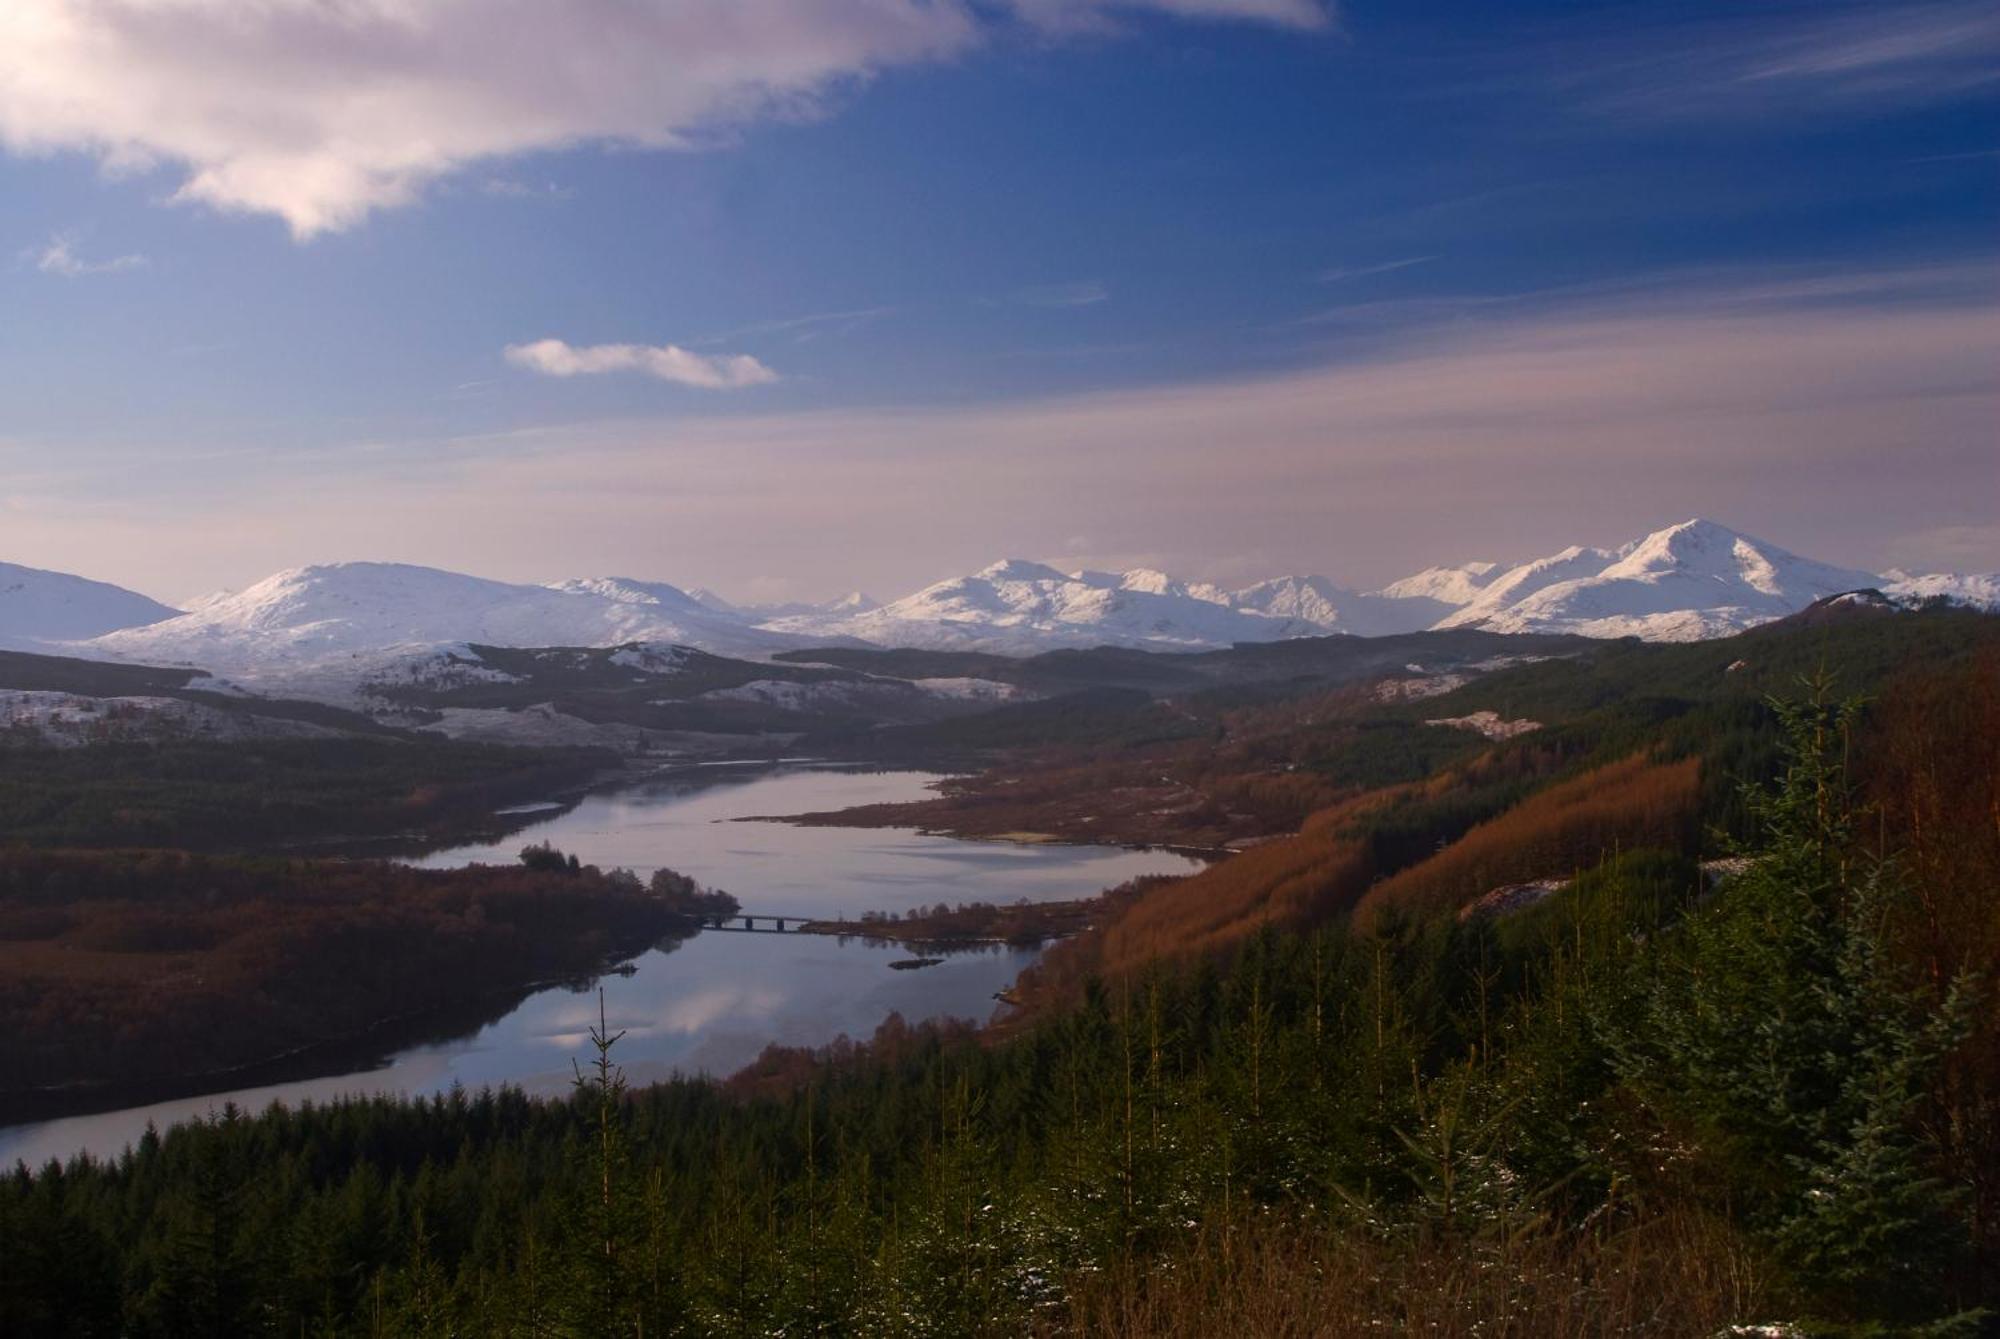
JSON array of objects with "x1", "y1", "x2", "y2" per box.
[
  {"x1": 1316, "y1": 256, "x2": 1434, "y2": 284},
  {"x1": 504, "y1": 339, "x2": 778, "y2": 390},
  {"x1": 0, "y1": 0, "x2": 1326, "y2": 239},
  {"x1": 30, "y1": 232, "x2": 146, "y2": 277},
  {"x1": 692, "y1": 306, "x2": 899, "y2": 347},
  {"x1": 998, "y1": 280, "x2": 1111, "y2": 309},
  {"x1": 1547, "y1": 1, "x2": 2000, "y2": 122}
]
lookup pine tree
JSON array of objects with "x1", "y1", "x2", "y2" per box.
[
  {"x1": 561, "y1": 989, "x2": 646, "y2": 1337},
  {"x1": 1628, "y1": 678, "x2": 1973, "y2": 1318}
]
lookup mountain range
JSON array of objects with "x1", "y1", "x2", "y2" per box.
[{"x1": 2, "y1": 522, "x2": 1993, "y2": 688}]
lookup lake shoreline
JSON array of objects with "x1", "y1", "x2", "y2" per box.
[{"x1": 0, "y1": 762, "x2": 1202, "y2": 1169}]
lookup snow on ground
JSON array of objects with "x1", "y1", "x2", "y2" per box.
[
  {"x1": 1375, "y1": 672, "x2": 1472, "y2": 703},
  {"x1": 910, "y1": 677, "x2": 1024, "y2": 702},
  {"x1": 608, "y1": 646, "x2": 693, "y2": 674},
  {"x1": 1375, "y1": 655, "x2": 1551, "y2": 703},
  {"x1": 0, "y1": 690, "x2": 342, "y2": 748},
  {"x1": 696, "y1": 677, "x2": 920, "y2": 709},
  {"x1": 361, "y1": 646, "x2": 526, "y2": 695},
  {"x1": 1425, "y1": 709, "x2": 1542, "y2": 740},
  {"x1": 1458, "y1": 879, "x2": 1567, "y2": 922}
]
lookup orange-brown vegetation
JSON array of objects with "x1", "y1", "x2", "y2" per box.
[
  {"x1": 786, "y1": 682, "x2": 1458, "y2": 849},
  {"x1": 1349, "y1": 753, "x2": 1702, "y2": 930},
  {"x1": 1014, "y1": 749, "x2": 1702, "y2": 1014},
  {"x1": 1064, "y1": 1205, "x2": 1767, "y2": 1338},
  {"x1": 780, "y1": 754, "x2": 1350, "y2": 850},
  {"x1": 1012, "y1": 791, "x2": 1390, "y2": 1009}
]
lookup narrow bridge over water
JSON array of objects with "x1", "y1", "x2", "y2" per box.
[{"x1": 700, "y1": 913, "x2": 808, "y2": 935}]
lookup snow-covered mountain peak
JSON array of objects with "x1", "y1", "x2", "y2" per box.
[
  {"x1": 1233, "y1": 575, "x2": 1361, "y2": 626},
  {"x1": 10, "y1": 519, "x2": 1988, "y2": 682},
  {"x1": 1882, "y1": 570, "x2": 2000, "y2": 610},
  {"x1": 1107, "y1": 567, "x2": 1173, "y2": 595},
  {"x1": 1371, "y1": 562, "x2": 1501, "y2": 607},
  {"x1": 1597, "y1": 520, "x2": 1875, "y2": 597},
  {"x1": 84, "y1": 560, "x2": 827, "y2": 684},
  {"x1": 1602, "y1": 519, "x2": 1760, "y2": 581},
  {"x1": 546, "y1": 576, "x2": 711, "y2": 615},
  {"x1": 1441, "y1": 521, "x2": 1881, "y2": 640},
  {"x1": 1104, "y1": 568, "x2": 1231, "y2": 604},
  {"x1": 771, "y1": 558, "x2": 1317, "y2": 653},
  {"x1": 976, "y1": 558, "x2": 1070, "y2": 585},
  {"x1": 685, "y1": 587, "x2": 741, "y2": 615},
  {"x1": 1435, "y1": 546, "x2": 1619, "y2": 630},
  {"x1": 0, "y1": 561, "x2": 183, "y2": 649}
]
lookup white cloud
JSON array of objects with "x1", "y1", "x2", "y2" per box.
[
  {"x1": 0, "y1": 1, "x2": 1326, "y2": 239},
  {"x1": 504, "y1": 338, "x2": 778, "y2": 390},
  {"x1": 31, "y1": 232, "x2": 146, "y2": 277}
]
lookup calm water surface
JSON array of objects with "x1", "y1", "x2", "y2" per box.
[{"x1": 0, "y1": 765, "x2": 1200, "y2": 1167}]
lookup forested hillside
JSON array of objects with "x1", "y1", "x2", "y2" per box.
[
  {"x1": 3, "y1": 613, "x2": 1996, "y2": 1335},
  {"x1": 0, "y1": 848, "x2": 730, "y2": 1108}
]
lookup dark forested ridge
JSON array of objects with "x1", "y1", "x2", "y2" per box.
[
  {"x1": 0, "y1": 738, "x2": 617, "y2": 851},
  {"x1": 2, "y1": 609, "x2": 1997, "y2": 1335},
  {"x1": 0, "y1": 848, "x2": 725, "y2": 1107}
]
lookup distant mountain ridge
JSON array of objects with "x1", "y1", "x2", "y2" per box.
[
  {"x1": 85, "y1": 563, "x2": 831, "y2": 678},
  {"x1": 2, "y1": 523, "x2": 1994, "y2": 685},
  {"x1": 762, "y1": 520, "x2": 1967, "y2": 651},
  {"x1": 0, "y1": 561, "x2": 182, "y2": 650}
]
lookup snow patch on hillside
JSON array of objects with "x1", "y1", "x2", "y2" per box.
[{"x1": 0, "y1": 690, "x2": 342, "y2": 748}]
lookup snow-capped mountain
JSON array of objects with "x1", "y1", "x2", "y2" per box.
[
  {"x1": 1233, "y1": 575, "x2": 1437, "y2": 637},
  {"x1": 11, "y1": 521, "x2": 1995, "y2": 690},
  {"x1": 750, "y1": 521, "x2": 1985, "y2": 650},
  {"x1": 764, "y1": 559, "x2": 1314, "y2": 652},
  {"x1": 1881, "y1": 570, "x2": 2000, "y2": 610},
  {"x1": 1439, "y1": 521, "x2": 1879, "y2": 639},
  {"x1": 543, "y1": 575, "x2": 716, "y2": 617},
  {"x1": 1433, "y1": 546, "x2": 1618, "y2": 630},
  {"x1": 1372, "y1": 562, "x2": 1501, "y2": 608},
  {"x1": 87, "y1": 562, "x2": 825, "y2": 682},
  {"x1": 701, "y1": 589, "x2": 882, "y2": 620},
  {"x1": 0, "y1": 561, "x2": 182, "y2": 650}
]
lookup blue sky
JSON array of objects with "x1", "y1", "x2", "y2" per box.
[{"x1": 1, "y1": 0, "x2": 1994, "y2": 603}]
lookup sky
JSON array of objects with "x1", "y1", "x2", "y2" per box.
[{"x1": 0, "y1": 0, "x2": 1995, "y2": 606}]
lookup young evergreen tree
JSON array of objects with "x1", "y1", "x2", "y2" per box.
[
  {"x1": 1626, "y1": 680, "x2": 1973, "y2": 1320},
  {"x1": 560, "y1": 989, "x2": 650, "y2": 1337}
]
